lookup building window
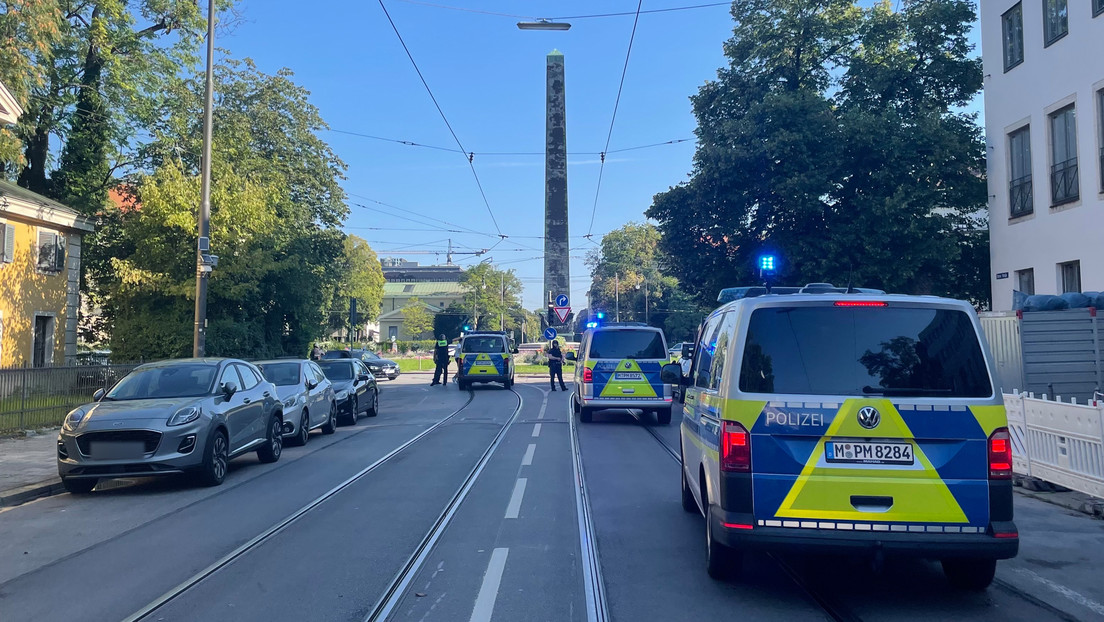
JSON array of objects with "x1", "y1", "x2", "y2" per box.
[
  {"x1": 1049, "y1": 105, "x2": 1079, "y2": 205},
  {"x1": 32, "y1": 314, "x2": 55, "y2": 368},
  {"x1": 1059, "y1": 261, "x2": 1081, "y2": 293},
  {"x1": 1016, "y1": 269, "x2": 1035, "y2": 295},
  {"x1": 36, "y1": 230, "x2": 66, "y2": 273},
  {"x1": 1043, "y1": 0, "x2": 1068, "y2": 46},
  {"x1": 1008, "y1": 126, "x2": 1033, "y2": 217},
  {"x1": 1095, "y1": 0, "x2": 1104, "y2": 18},
  {"x1": 1002, "y1": 4, "x2": 1024, "y2": 71},
  {"x1": 0, "y1": 222, "x2": 13, "y2": 263}
]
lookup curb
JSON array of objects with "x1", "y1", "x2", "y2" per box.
[
  {"x1": 0, "y1": 478, "x2": 65, "y2": 508},
  {"x1": 1014, "y1": 484, "x2": 1104, "y2": 519}
]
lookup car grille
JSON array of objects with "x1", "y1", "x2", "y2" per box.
[{"x1": 76, "y1": 430, "x2": 162, "y2": 456}]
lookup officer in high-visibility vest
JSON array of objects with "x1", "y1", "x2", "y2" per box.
[{"x1": 431, "y1": 334, "x2": 450, "y2": 386}]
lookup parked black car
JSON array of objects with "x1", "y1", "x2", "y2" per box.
[
  {"x1": 316, "y1": 359, "x2": 378, "y2": 425},
  {"x1": 322, "y1": 349, "x2": 400, "y2": 380}
]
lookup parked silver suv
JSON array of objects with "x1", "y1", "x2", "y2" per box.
[{"x1": 57, "y1": 358, "x2": 284, "y2": 493}]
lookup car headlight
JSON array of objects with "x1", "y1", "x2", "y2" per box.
[
  {"x1": 167, "y1": 406, "x2": 201, "y2": 427},
  {"x1": 63, "y1": 408, "x2": 88, "y2": 431},
  {"x1": 283, "y1": 395, "x2": 304, "y2": 408},
  {"x1": 336, "y1": 390, "x2": 349, "y2": 400}
]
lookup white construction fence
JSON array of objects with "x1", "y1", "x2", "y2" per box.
[{"x1": 1004, "y1": 392, "x2": 1104, "y2": 499}]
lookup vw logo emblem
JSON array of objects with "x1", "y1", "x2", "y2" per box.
[
  {"x1": 623, "y1": 361, "x2": 631, "y2": 370},
  {"x1": 857, "y1": 406, "x2": 881, "y2": 429}
]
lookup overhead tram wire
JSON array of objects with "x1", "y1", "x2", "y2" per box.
[
  {"x1": 392, "y1": 0, "x2": 732, "y2": 21},
  {"x1": 585, "y1": 0, "x2": 645, "y2": 241},
  {"x1": 329, "y1": 129, "x2": 693, "y2": 157},
  {"x1": 376, "y1": 0, "x2": 505, "y2": 238}
]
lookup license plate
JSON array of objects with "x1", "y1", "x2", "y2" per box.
[
  {"x1": 826, "y1": 441, "x2": 913, "y2": 465},
  {"x1": 89, "y1": 441, "x2": 145, "y2": 460},
  {"x1": 614, "y1": 372, "x2": 643, "y2": 381}
]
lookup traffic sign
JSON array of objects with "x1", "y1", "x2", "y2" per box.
[
  {"x1": 555, "y1": 294, "x2": 569, "y2": 307},
  {"x1": 543, "y1": 327, "x2": 558, "y2": 341},
  {"x1": 554, "y1": 307, "x2": 571, "y2": 324}
]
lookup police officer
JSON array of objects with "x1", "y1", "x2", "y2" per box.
[
  {"x1": 431, "y1": 334, "x2": 450, "y2": 386},
  {"x1": 548, "y1": 340, "x2": 567, "y2": 391}
]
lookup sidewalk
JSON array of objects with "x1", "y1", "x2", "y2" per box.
[{"x1": 0, "y1": 430, "x2": 63, "y2": 507}]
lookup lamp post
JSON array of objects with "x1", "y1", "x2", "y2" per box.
[
  {"x1": 517, "y1": 19, "x2": 571, "y2": 30},
  {"x1": 193, "y1": 0, "x2": 217, "y2": 357}
]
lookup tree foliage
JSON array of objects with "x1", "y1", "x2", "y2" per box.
[
  {"x1": 460, "y1": 263, "x2": 524, "y2": 331},
  {"x1": 647, "y1": 0, "x2": 989, "y2": 308},
  {"x1": 401, "y1": 297, "x2": 433, "y2": 340}
]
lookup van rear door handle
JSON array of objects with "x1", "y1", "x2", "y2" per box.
[{"x1": 850, "y1": 495, "x2": 893, "y2": 512}]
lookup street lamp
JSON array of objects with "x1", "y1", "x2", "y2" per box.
[
  {"x1": 517, "y1": 19, "x2": 571, "y2": 30},
  {"x1": 193, "y1": 0, "x2": 216, "y2": 357}
]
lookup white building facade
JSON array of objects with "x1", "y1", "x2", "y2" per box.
[{"x1": 982, "y1": 0, "x2": 1104, "y2": 310}]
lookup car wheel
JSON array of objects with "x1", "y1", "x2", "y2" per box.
[
  {"x1": 657, "y1": 407, "x2": 672, "y2": 425},
  {"x1": 197, "y1": 430, "x2": 229, "y2": 487},
  {"x1": 321, "y1": 402, "x2": 336, "y2": 435},
  {"x1": 257, "y1": 415, "x2": 283, "y2": 463},
  {"x1": 367, "y1": 390, "x2": 379, "y2": 417},
  {"x1": 458, "y1": 380, "x2": 468, "y2": 391},
  {"x1": 344, "y1": 397, "x2": 359, "y2": 426},
  {"x1": 580, "y1": 407, "x2": 593, "y2": 423},
  {"x1": 706, "y1": 505, "x2": 741, "y2": 580},
  {"x1": 62, "y1": 477, "x2": 97, "y2": 494},
  {"x1": 505, "y1": 377, "x2": 514, "y2": 389},
  {"x1": 289, "y1": 411, "x2": 310, "y2": 447},
  {"x1": 941, "y1": 558, "x2": 997, "y2": 591}
]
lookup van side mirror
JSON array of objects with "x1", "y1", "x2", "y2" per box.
[
  {"x1": 681, "y1": 343, "x2": 694, "y2": 359},
  {"x1": 93, "y1": 388, "x2": 106, "y2": 402},
  {"x1": 660, "y1": 363, "x2": 684, "y2": 386},
  {"x1": 566, "y1": 352, "x2": 577, "y2": 361},
  {"x1": 512, "y1": 348, "x2": 519, "y2": 355}
]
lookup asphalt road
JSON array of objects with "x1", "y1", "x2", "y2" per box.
[{"x1": 0, "y1": 378, "x2": 1101, "y2": 622}]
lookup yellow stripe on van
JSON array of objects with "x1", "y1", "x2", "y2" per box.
[
  {"x1": 970, "y1": 405, "x2": 1007, "y2": 437},
  {"x1": 599, "y1": 359, "x2": 657, "y2": 398},
  {"x1": 774, "y1": 399, "x2": 968, "y2": 524}
]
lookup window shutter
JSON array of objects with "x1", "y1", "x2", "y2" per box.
[
  {"x1": 55, "y1": 235, "x2": 66, "y2": 272},
  {"x1": 37, "y1": 231, "x2": 53, "y2": 270},
  {"x1": 1, "y1": 224, "x2": 12, "y2": 263}
]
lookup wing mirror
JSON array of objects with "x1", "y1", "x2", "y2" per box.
[
  {"x1": 221, "y1": 381, "x2": 239, "y2": 398},
  {"x1": 93, "y1": 388, "x2": 106, "y2": 402},
  {"x1": 512, "y1": 348, "x2": 519, "y2": 355},
  {"x1": 565, "y1": 352, "x2": 577, "y2": 361},
  {"x1": 681, "y1": 343, "x2": 695, "y2": 359},
  {"x1": 660, "y1": 363, "x2": 685, "y2": 386},
  {"x1": 358, "y1": 373, "x2": 371, "y2": 382},
  {"x1": 306, "y1": 379, "x2": 318, "y2": 390}
]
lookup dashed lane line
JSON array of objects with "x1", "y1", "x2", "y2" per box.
[
  {"x1": 504, "y1": 478, "x2": 527, "y2": 519},
  {"x1": 521, "y1": 443, "x2": 536, "y2": 466},
  {"x1": 469, "y1": 548, "x2": 510, "y2": 622},
  {"x1": 532, "y1": 423, "x2": 542, "y2": 437}
]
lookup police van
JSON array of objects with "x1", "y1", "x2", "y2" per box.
[
  {"x1": 455, "y1": 331, "x2": 517, "y2": 390},
  {"x1": 661, "y1": 286, "x2": 1018, "y2": 589},
  {"x1": 569, "y1": 322, "x2": 674, "y2": 424}
]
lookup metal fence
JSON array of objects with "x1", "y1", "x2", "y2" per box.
[
  {"x1": 1005, "y1": 391, "x2": 1104, "y2": 499},
  {"x1": 0, "y1": 363, "x2": 141, "y2": 435}
]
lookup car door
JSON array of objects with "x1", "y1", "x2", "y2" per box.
[
  {"x1": 682, "y1": 313, "x2": 726, "y2": 508},
  {"x1": 215, "y1": 364, "x2": 252, "y2": 451},
  {"x1": 352, "y1": 360, "x2": 370, "y2": 412},
  {"x1": 233, "y1": 364, "x2": 268, "y2": 445},
  {"x1": 306, "y1": 363, "x2": 328, "y2": 427}
]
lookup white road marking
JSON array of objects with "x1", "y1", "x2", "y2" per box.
[
  {"x1": 469, "y1": 548, "x2": 509, "y2": 622},
  {"x1": 532, "y1": 423, "x2": 542, "y2": 437},
  {"x1": 538, "y1": 401, "x2": 547, "y2": 419},
  {"x1": 1010, "y1": 567, "x2": 1104, "y2": 617},
  {"x1": 505, "y1": 478, "x2": 527, "y2": 519},
  {"x1": 521, "y1": 443, "x2": 536, "y2": 466}
]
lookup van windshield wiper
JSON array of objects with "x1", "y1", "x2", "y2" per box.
[{"x1": 862, "y1": 386, "x2": 953, "y2": 396}]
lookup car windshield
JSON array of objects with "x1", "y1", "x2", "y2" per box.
[
  {"x1": 363, "y1": 351, "x2": 381, "y2": 360},
  {"x1": 588, "y1": 331, "x2": 667, "y2": 359},
  {"x1": 317, "y1": 361, "x2": 353, "y2": 381},
  {"x1": 105, "y1": 364, "x2": 217, "y2": 400},
  {"x1": 739, "y1": 306, "x2": 993, "y2": 398},
  {"x1": 462, "y1": 337, "x2": 505, "y2": 353},
  {"x1": 257, "y1": 362, "x2": 301, "y2": 386}
]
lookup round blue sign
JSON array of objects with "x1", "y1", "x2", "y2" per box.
[
  {"x1": 555, "y1": 294, "x2": 569, "y2": 307},
  {"x1": 543, "y1": 327, "x2": 558, "y2": 341}
]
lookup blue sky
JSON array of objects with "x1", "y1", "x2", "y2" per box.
[{"x1": 224, "y1": 1, "x2": 981, "y2": 311}]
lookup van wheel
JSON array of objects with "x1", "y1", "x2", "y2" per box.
[
  {"x1": 706, "y1": 506, "x2": 741, "y2": 580},
  {"x1": 572, "y1": 397, "x2": 581, "y2": 414},
  {"x1": 941, "y1": 558, "x2": 997, "y2": 591},
  {"x1": 580, "y1": 407, "x2": 593, "y2": 423},
  {"x1": 681, "y1": 466, "x2": 698, "y2": 514},
  {"x1": 656, "y1": 407, "x2": 672, "y2": 425}
]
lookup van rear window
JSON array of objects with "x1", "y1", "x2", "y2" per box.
[
  {"x1": 739, "y1": 306, "x2": 992, "y2": 397},
  {"x1": 588, "y1": 331, "x2": 666, "y2": 360}
]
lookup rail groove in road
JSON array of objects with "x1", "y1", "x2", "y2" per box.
[
  {"x1": 569, "y1": 394, "x2": 612, "y2": 622},
  {"x1": 121, "y1": 390, "x2": 479, "y2": 622},
  {"x1": 364, "y1": 388, "x2": 525, "y2": 622}
]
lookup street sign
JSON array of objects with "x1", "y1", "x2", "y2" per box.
[
  {"x1": 554, "y1": 306, "x2": 571, "y2": 324},
  {"x1": 543, "y1": 327, "x2": 558, "y2": 341},
  {"x1": 555, "y1": 294, "x2": 569, "y2": 307}
]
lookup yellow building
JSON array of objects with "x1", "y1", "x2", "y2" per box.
[{"x1": 0, "y1": 180, "x2": 95, "y2": 367}]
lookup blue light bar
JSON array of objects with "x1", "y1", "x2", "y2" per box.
[
  {"x1": 585, "y1": 321, "x2": 599, "y2": 329},
  {"x1": 759, "y1": 255, "x2": 776, "y2": 272}
]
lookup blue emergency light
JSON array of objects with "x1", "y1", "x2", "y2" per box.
[
  {"x1": 596, "y1": 311, "x2": 605, "y2": 319},
  {"x1": 758, "y1": 254, "x2": 776, "y2": 273},
  {"x1": 585, "y1": 321, "x2": 598, "y2": 329}
]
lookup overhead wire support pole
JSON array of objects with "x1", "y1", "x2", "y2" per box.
[{"x1": 193, "y1": 0, "x2": 216, "y2": 358}]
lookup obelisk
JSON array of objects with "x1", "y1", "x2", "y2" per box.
[{"x1": 544, "y1": 50, "x2": 570, "y2": 318}]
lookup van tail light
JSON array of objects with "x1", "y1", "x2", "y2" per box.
[
  {"x1": 988, "y1": 428, "x2": 1012, "y2": 480},
  {"x1": 582, "y1": 367, "x2": 593, "y2": 383},
  {"x1": 721, "y1": 421, "x2": 750, "y2": 472}
]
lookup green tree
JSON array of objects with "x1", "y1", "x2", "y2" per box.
[
  {"x1": 402, "y1": 297, "x2": 433, "y2": 340},
  {"x1": 460, "y1": 263, "x2": 523, "y2": 330},
  {"x1": 647, "y1": 0, "x2": 988, "y2": 307},
  {"x1": 586, "y1": 222, "x2": 679, "y2": 326},
  {"x1": 327, "y1": 235, "x2": 385, "y2": 334},
  {"x1": 0, "y1": 0, "x2": 63, "y2": 173}
]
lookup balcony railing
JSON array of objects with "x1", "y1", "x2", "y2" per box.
[
  {"x1": 1050, "y1": 157, "x2": 1079, "y2": 206},
  {"x1": 1009, "y1": 175, "x2": 1033, "y2": 218}
]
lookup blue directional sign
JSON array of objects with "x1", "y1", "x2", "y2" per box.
[
  {"x1": 543, "y1": 327, "x2": 558, "y2": 341},
  {"x1": 555, "y1": 294, "x2": 569, "y2": 307}
]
